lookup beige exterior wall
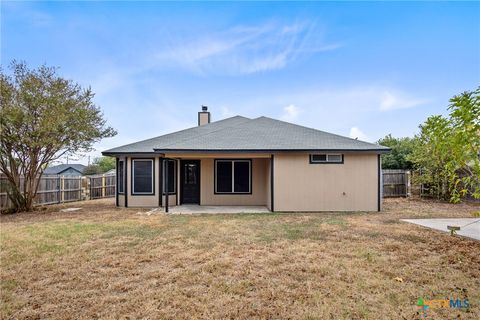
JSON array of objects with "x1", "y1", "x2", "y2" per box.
[
  {"x1": 118, "y1": 152, "x2": 378, "y2": 211},
  {"x1": 199, "y1": 158, "x2": 269, "y2": 206},
  {"x1": 117, "y1": 194, "x2": 125, "y2": 207},
  {"x1": 274, "y1": 153, "x2": 379, "y2": 212},
  {"x1": 265, "y1": 158, "x2": 272, "y2": 210}
]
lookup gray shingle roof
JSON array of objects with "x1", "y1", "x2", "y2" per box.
[
  {"x1": 43, "y1": 164, "x2": 86, "y2": 175},
  {"x1": 103, "y1": 116, "x2": 389, "y2": 155}
]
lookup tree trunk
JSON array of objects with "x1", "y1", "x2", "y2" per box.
[{"x1": 4, "y1": 174, "x2": 35, "y2": 212}]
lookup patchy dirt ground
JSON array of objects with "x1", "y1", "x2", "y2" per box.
[{"x1": 1, "y1": 198, "x2": 479, "y2": 319}]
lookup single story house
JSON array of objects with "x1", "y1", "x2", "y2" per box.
[
  {"x1": 43, "y1": 164, "x2": 86, "y2": 176},
  {"x1": 102, "y1": 107, "x2": 390, "y2": 212}
]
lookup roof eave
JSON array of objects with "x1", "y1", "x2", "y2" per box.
[
  {"x1": 101, "y1": 151, "x2": 157, "y2": 156},
  {"x1": 103, "y1": 148, "x2": 391, "y2": 157},
  {"x1": 153, "y1": 148, "x2": 391, "y2": 154}
]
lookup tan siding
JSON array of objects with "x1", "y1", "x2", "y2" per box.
[
  {"x1": 274, "y1": 153, "x2": 378, "y2": 212},
  {"x1": 265, "y1": 157, "x2": 272, "y2": 210},
  {"x1": 117, "y1": 194, "x2": 125, "y2": 207},
  {"x1": 160, "y1": 194, "x2": 177, "y2": 207},
  {"x1": 119, "y1": 152, "x2": 377, "y2": 211},
  {"x1": 200, "y1": 158, "x2": 268, "y2": 206}
]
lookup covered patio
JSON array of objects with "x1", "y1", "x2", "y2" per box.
[{"x1": 168, "y1": 205, "x2": 270, "y2": 214}]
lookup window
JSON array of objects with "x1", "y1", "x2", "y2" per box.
[
  {"x1": 215, "y1": 160, "x2": 251, "y2": 194},
  {"x1": 234, "y1": 161, "x2": 250, "y2": 192},
  {"x1": 163, "y1": 159, "x2": 176, "y2": 194},
  {"x1": 311, "y1": 154, "x2": 327, "y2": 162},
  {"x1": 310, "y1": 154, "x2": 344, "y2": 164},
  {"x1": 117, "y1": 160, "x2": 125, "y2": 194},
  {"x1": 184, "y1": 163, "x2": 197, "y2": 185},
  {"x1": 132, "y1": 159, "x2": 154, "y2": 194},
  {"x1": 216, "y1": 161, "x2": 232, "y2": 192}
]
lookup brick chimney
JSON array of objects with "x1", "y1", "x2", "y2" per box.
[{"x1": 198, "y1": 105, "x2": 211, "y2": 126}]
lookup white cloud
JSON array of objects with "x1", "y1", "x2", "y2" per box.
[
  {"x1": 349, "y1": 127, "x2": 369, "y2": 142},
  {"x1": 246, "y1": 86, "x2": 427, "y2": 121},
  {"x1": 155, "y1": 21, "x2": 341, "y2": 75},
  {"x1": 224, "y1": 85, "x2": 428, "y2": 141},
  {"x1": 281, "y1": 104, "x2": 300, "y2": 121},
  {"x1": 220, "y1": 106, "x2": 236, "y2": 119},
  {"x1": 379, "y1": 91, "x2": 428, "y2": 111}
]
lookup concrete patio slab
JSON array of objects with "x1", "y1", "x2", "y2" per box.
[
  {"x1": 401, "y1": 218, "x2": 480, "y2": 241},
  {"x1": 168, "y1": 205, "x2": 270, "y2": 215}
]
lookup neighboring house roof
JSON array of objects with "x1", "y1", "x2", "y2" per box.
[
  {"x1": 103, "y1": 116, "x2": 390, "y2": 155},
  {"x1": 43, "y1": 164, "x2": 86, "y2": 175},
  {"x1": 105, "y1": 169, "x2": 116, "y2": 175}
]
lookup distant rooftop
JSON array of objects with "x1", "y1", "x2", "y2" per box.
[{"x1": 43, "y1": 164, "x2": 86, "y2": 175}]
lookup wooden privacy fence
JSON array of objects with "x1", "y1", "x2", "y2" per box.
[
  {"x1": 383, "y1": 169, "x2": 411, "y2": 197},
  {"x1": 89, "y1": 174, "x2": 116, "y2": 199},
  {"x1": 0, "y1": 173, "x2": 116, "y2": 211}
]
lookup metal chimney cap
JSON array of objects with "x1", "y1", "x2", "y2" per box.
[{"x1": 201, "y1": 105, "x2": 208, "y2": 111}]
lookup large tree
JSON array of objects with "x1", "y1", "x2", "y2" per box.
[
  {"x1": 410, "y1": 87, "x2": 480, "y2": 202},
  {"x1": 93, "y1": 156, "x2": 116, "y2": 172},
  {"x1": 377, "y1": 134, "x2": 416, "y2": 170},
  {"x1": 83, "y1": 157, "x2": 116, "y2": 175},
  {"x1": 0, "y1": 61, "x2": 116, "y2": 212}
]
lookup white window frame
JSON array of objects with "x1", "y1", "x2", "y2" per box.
[
  {"x1": 310, "y1": 153, "x2": 344, "y2": 164},
  {"x1": 132, "y1": 159, "x2": 154, "y2": 195},
  {"x1": 214, "y1": 159, "x2": 251, "y2": 194}
]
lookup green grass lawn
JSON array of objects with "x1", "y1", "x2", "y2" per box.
[{"x1": 1, "y1": 198, "x2": 479, "y2": 319}]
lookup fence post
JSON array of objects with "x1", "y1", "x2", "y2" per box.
[
  {"x1": 81, "y1": 177, "x2": 85, "y2": 200},
  {"x1": 88, "y1": 177, "x2": 91, "y2": 200},
  {"x1": 57, "y1": 176, "x2": 61, "y2": 204},
  {"x1": 77, "y1": 176, "x2": 81, "y2": 201},
  {"x1": 406, "y1": 171, "x2": 411, "y2": 197},
  {"x1": 60, "y1": 176, "x2": 65, "y2": 203},
  {"x1": 102, "y1": 175, "x2": 106, "y2": 198}
]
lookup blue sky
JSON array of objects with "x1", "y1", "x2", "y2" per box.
[{"x1": 2, "y1": 1, "x2": 479, "y2": 164}]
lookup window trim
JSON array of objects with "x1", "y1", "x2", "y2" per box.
[
  {"x1": 118, "y1": 160, "x2": 125, "y2": 194},
  {"x1": 214, "y1": 159, "x2": 252, "y2": 194},
  {"x1": 162, "y1": 159, "x2": 177, "y2": 195},
  {"x1": 309, "y1": 154, "x2": 344, "y2": 164},
  {"x1": 131, "y1": 158, "x2": 155, "y2": 195}
]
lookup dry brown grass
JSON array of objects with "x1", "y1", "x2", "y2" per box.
[{"x1": 1, "y1": 198, "x2": 479, "y2": 319}]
